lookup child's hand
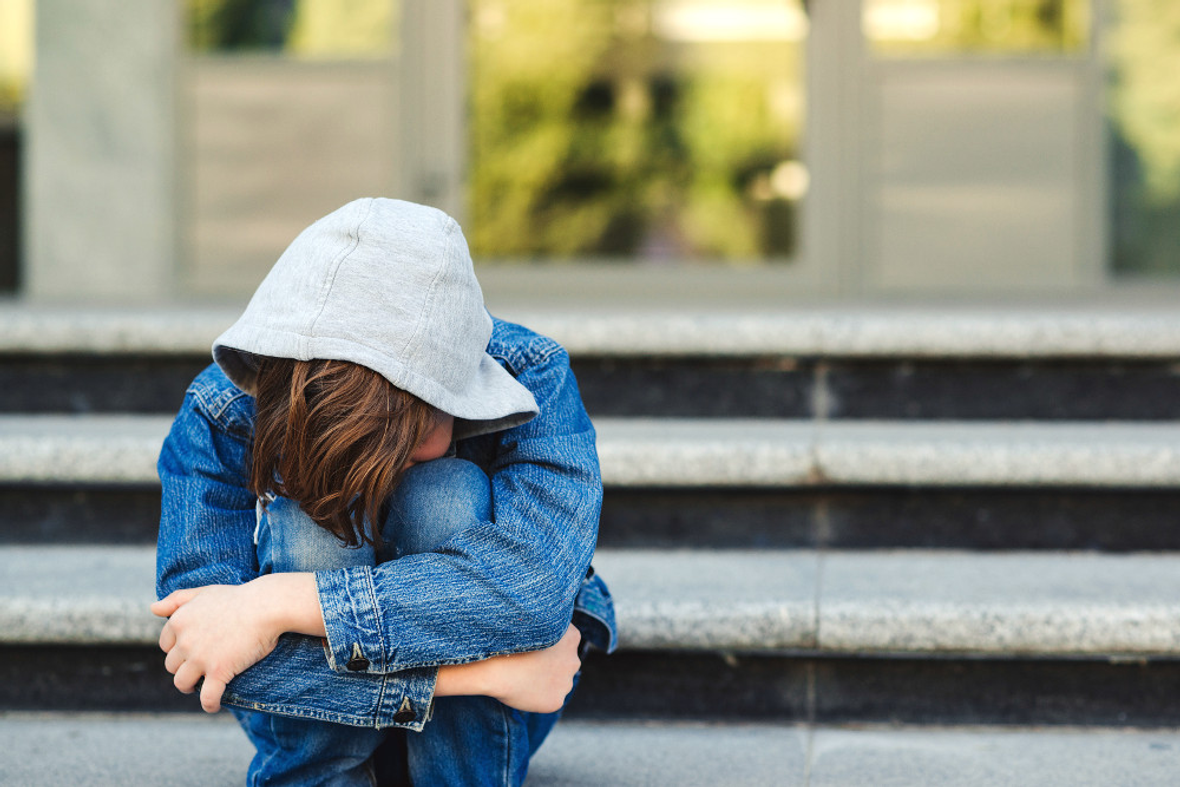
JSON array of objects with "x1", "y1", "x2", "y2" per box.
[
  {"x1": 152, "y1": 576, "x2": 317, "y2": 713},
  {"x1": 437, "y1": 624, "x2": 583, "y2": 714},
  {"x1": 489, "y1": 624, "x2": 583, "y2": 713}
]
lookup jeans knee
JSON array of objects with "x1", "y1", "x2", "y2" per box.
[
  {"x1": 386, "y1": 458, "x2": 491, "y2": 557},
  {"x1": 234, "y1": 709, "x2": 385, "y2": 786},
  {"x1": 257, "y1": 496, "x2": 375, "y2": 573}
]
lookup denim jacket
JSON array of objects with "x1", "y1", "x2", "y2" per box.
[{"x1": 156, "y1": 319, "x2": 616, "y2": 731}]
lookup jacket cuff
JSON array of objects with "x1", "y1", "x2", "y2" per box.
[
  {"x1": 222, "y1": 666, "x2": 439, "y2": 732},
  {"x1": 573, "y1": 570, "x2": 618, "y2": 654},
  {"x1": 221, "y1": 633, "x2": 439, "y2": 731},
  {"x1": 316, "y1": 566, "x2": 389, "y2": 674},
  {"x1": 375, "y1": 667, "x2": 438, "y2": 731}
]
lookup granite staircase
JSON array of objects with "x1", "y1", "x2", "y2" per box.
[{"x1": 4, "y1": 303, "x2": 1180, "y2": 785}]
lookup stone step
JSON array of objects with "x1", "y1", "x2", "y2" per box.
[
  {"x1": 4, "y1": 305, "x2": 1180, "y2": 419},
  {"x1": 3, "y1": 713, "x2": 1178, "y2": 787},
  {"x1": 6, "y1": 303, "x2": 1180, "y2": 357},
  {"x1": 10, "y1": 351, "x2": 1180, "y2": 421},
  {"x1": 7, "y1": 545, "x2": 1180, "y2": 658},
  {"x1": 5, "y1": 416, "x2": 1180, "y2": 551},
  {"x1": 6, "y1": 480, "x2": 1180, "y2": 553},
  {"x1": 5, "y1": 415, "x2": 1180, "y2": 488},
  {"x1": 9, "y1": 546, "x2": 1180, "y2": 725}
]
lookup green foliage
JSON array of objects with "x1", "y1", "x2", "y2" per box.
[
  {"x1": 1108, "y1": 0, "x2": 1180, "y2": 202},
  {"x1": 186, "y1": 0, "x2": 296, "y2": 51},
  {"x1": 0, "y1": 0, "x2": 34, "y2": 114},
  {"x1": 1107, "y1": 0, "x2": 1180, "y2": 273},
  {"x1": 468, "y1": 0, "x2": 804, "y2": 262},
  {"x1": 287, "y1": 0, "x2": 395, "y2": 58},
  {"x1": 0, "y1": 79, "x2": 22, "y2": 117},
  {"x1": 186, "y1": 0, "x2": 393, "y2": 57},
  {"x1": 869, "y1": 0, "x2": 1087, "y2": 56},
  {"x1": 468, "y1": 0, "x2": 618, "y2": 258}
]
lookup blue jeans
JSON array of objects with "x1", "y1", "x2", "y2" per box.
[{"x1": 235, "y1": 458, "x2": 566, "y2": 786}]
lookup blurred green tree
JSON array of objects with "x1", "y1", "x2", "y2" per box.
[
  {"x1": 468, "y1": 0, "x2": 804, "y2": 262},
  {"x1": 1107, "y1": 0, "x2": 1180, "y2": 273},
  {"x1": 187, "y1": 0, "x2": 393, "y2": 57}
]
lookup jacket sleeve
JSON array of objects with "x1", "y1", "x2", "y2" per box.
[
  {"x1": 315, "y1": 336, "x2": 604, "y2": 675},
  {"x1": 155, "y1": 377, "x2": 259, "y2": 596},
  {"x1": 155, "y1": 369, "x2": 438, "y2": 730}
]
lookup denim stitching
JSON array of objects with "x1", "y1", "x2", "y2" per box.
[
  {"x1": 187, "y1": 373, "x2": 251, "y2": 428},
  {"x1": 375, "y1": 672, "x2": 389, "y2": 728},
  {"x1": 488, "y1": 329, "x2": 561, "y2": 375},
  {"x1": 500, "y1": 702, "x2": 513, "y2": 787},
  {"x1": 256, "y1": 713, "x2": 284, "y2": 784},
  {"x1": 361, "y1": 567, "x2": 388, "y2": 672}
]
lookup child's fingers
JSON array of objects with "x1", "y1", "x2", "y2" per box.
[
  {"x1": 150, "y1": 587, "x2": 200, "y2": 618},
  {"x1": 163, "y1": 646, "x2": 185, "y2": 676},
  {"x1": 172, "y1": 660, "x2": 203, "y2": 695},
  {"x1": 200, "y1": 677, "x2": 227, "y2": 714},
  {"x1": 158, "y1": 621, "x2": 176, "y2": 653}
]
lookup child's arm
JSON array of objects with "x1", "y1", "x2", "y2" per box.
[{"x1": 152, "y1": 573, "x2": 581, "y2": 714}]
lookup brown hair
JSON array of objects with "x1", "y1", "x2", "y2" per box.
[{"x1": 250, "y1": 357, "x2": 440, "y2": 548}]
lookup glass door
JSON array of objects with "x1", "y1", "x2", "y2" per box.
[
  {"x1": 460, "y1": 0, "x2": 826, "y2": 306},
  {"x1": 857, "y1": 0, "x2": 1101, "y2": 292},
  {"x1": 181, "y1": 0, "x2": 400, "y2": 296},
  {"x1": 467, "y1": 0, "x2": 808, "y2": 265}
]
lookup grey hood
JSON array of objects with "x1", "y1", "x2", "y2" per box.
[{"x1": 213, "y1": 198, "x2": 538, "y2": 439}]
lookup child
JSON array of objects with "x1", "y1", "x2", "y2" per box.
[{"x1": 152, "y1": 198, "x2": 616, "y2": 786}]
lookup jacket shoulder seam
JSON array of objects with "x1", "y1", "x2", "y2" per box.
[{"x1": 186, "y1": 369, "x2": 254, "y2": 435}]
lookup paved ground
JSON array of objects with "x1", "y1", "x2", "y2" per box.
[{"x1": 4, "y1": 713, "x2": 1179, "y2": 786}]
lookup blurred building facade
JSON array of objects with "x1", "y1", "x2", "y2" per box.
[{"x1": 2, "y1": 0, "x2": 1177, "y2": 303}]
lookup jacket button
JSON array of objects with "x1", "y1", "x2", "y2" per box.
[
  {"x1": 346, "y1": 656, "x2": 370, "y2": 672},
  {"x1": 393, "y1": 709, "x2": 416, "y2": 724}
]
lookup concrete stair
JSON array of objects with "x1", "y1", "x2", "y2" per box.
[
  {"x1": 5, "y1": 713, "x2": 1180, "y2": 787},
  {"x1": 6, "y1": 415, "x2": 1180, "y2": 551},
  {"x1": 7, "y1": 414, "x2": 1180, "y2": 488},
  {"x1": 9, "y1": 545, "x2": 1180, "y2": 657},
  {"x1": 6, "y1": 303, "x2": 1180, "y2": 421},
  {"x1": 3, "y1": 303, "x2": 1180, "y2": 783}
]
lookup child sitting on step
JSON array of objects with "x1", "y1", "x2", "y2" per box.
[{"x1": 152, "y1": 198, "x2": 616, "y2": 786}]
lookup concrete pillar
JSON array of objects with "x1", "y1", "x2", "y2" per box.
[
  {"x1": 25, "y1": 0, "x2": 178, "y2": 301},
  {"x1": 399, "y1": 0, "x2": 466, "y2": 223}
]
